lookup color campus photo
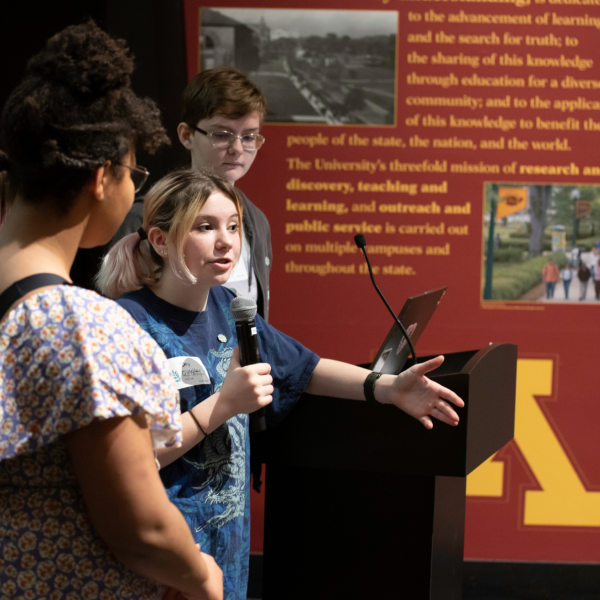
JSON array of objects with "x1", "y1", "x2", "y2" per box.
[{"x1": 482, "y1": 182, "x2": 600, "y2": 303}]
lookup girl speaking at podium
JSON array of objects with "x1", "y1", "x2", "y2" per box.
[{"x1": 98, "y1": 167, "x2": 464, "y2": 600}]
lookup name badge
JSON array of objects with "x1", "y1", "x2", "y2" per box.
[{"x1": 167, "y1": 356, "x2": 210, "y2": 389}]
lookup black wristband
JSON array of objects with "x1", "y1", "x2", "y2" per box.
[
  {"x1": 364, "y1": 371, "x2": 383, "y2": 405},
  {"x1": 188, "y1": 408, "x2": 208, "y2": 438}
]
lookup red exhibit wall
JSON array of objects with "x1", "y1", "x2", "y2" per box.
[{"x1": 184, "y1": 0, "x2": 600, "y2": 562}]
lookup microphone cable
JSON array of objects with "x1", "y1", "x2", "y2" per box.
[{"x1": 354, "y1": 233, "x2": 417, "y2": 367}]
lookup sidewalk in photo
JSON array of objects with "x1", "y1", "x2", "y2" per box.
[{"x1": 539, "y1": 278, "x2": 600, "y2": 303}]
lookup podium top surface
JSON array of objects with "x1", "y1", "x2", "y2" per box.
[{"x1": 260, "y1": 343, "x2": 517, "y2": 477}]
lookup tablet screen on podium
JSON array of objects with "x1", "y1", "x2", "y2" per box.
[{"x1": 370, "y1": 287, "x2": 447, "y2": 375}]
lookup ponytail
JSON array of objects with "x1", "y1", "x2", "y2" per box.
[{"x1": 96, "y1": 231, "x2": 161, "y2": 299}]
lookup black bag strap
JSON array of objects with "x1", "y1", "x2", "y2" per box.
[{"x1": 0, "y1": 274, "x2": 70, "y2": 321}]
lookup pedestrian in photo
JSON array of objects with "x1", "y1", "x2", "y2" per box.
[
  {"x1": 578, "y1": 260, "x2": 591, "y2": 301},
  {"x1": 594, "y1": 259, "x2": 600, "y2": 300},
  {"x1": 560, "y1": 262, "x2": 574, "y2": 300},
  {"x1": 570, "y1": 247, "x2": 580, "y2": 268},
  {"x1": 542, "y1": 258, "x2": 559, "y2": 299}
]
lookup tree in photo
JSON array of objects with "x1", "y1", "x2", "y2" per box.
[{"x1": 528, "y1": 185, "x2": 553, "y2": 259}]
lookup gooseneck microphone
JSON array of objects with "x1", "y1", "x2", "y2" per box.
[
  {"x1": 229, "y1": 296, "x2": 267, "y2": 432},
  {"x1": 354, "y1": 234, "x2": 417, "y2": 366}
]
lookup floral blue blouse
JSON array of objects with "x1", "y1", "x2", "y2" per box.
[{"x1": 0, "y1": 286, "x2": 182, "y2": 600}]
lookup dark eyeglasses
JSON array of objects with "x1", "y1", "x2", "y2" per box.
[
  {"x1": 119, "y1": 164, "x2": 150, "y2": 193},
  {"x1": 194, "y1": 127, "x2": 265, "y2": 152}
]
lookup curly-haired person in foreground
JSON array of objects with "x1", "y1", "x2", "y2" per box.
[{"x1": 0, "y1": 21, "x2": 222, "y2": 600}]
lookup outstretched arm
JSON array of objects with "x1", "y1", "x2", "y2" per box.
[{"x1": 304, "y1": 356, "x2": 464, "y2": 428}]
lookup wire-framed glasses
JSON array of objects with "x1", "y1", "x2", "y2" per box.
[
  {"x1": 194, "y1": 127, "x2": 265, "y2": 152},
  {"x1": 119, "y1": 164, "x2": 150, "y2": 193}
]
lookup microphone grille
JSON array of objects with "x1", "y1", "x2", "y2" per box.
[
  {"x1": 354, "y1": 234, "x2": 366, "y2": 248},
  {"x1": 230, "y1": 296, "x2": 258, "y2": 321}
]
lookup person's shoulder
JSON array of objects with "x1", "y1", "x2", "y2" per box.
[
  {"x1": 1, "y1": 285, "x2": 152, "y2": 363},
  {"x1": 66, "y1": 287, "x2": 151, "y2": 332},
  {"x1": 207, "y1": 286, "x2": 240, "y2": 323},
  {"x1": 116, "y1": 287, "x2": 151, "y2": 318},
  {"x1": 0, "y1": 285, "x2": 182, "y2": 459},
  {"x1": 234, "y1": 187, "x2": 250, "y2": 205},
  {"x1": 19, "y1": 285, "x2": 117, "y2": 321},
  {"x1": 210, "y1": 285, "x2": 237, "y2": 304},
  {"x1": 235, "y1": 187, "x2": 270, "y2": 225}
]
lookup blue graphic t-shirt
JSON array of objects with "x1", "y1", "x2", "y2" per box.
[{"x1": 117, "y1": 285, "x2": 319, "y2": 600}]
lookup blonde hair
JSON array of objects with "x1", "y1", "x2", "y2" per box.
[{"x1": 97, "y1": 168, "x2": 242, "y2": 299}]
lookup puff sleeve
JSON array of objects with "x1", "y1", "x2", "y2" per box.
[{"x1": 0, "y1": 286, "x2": 181, "y2": 459}]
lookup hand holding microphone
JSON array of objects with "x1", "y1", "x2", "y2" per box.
[
  {"x1": 218, "y1": 346, "x2": 273, "y2": 428},
  {"x1": 224, "y1": 297, "x2": 272, "y2": 432}
]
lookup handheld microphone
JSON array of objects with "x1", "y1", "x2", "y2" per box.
[
  {"x1": 354, "y1": 234, "x2": 417, "y2": 366},
  {"x1": 229, "y1": 296, "x2": 267, "y2": 432}
]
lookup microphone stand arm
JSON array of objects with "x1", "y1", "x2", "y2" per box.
[{"x1": 360, "y1": 247, "x2": 418, "y2": 367}]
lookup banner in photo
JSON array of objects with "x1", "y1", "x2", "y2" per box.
[{"x1": 497, "y1": 186, "x2": 528, "y2": 219}]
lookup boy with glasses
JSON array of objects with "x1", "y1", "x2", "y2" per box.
[{"x1": 177, "y1": 67, "x2": 272, "y2": 322}]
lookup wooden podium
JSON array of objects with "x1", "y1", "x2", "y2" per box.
[{"x1": 257, "y1": 343, "x2": 517, "y2": 599}]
